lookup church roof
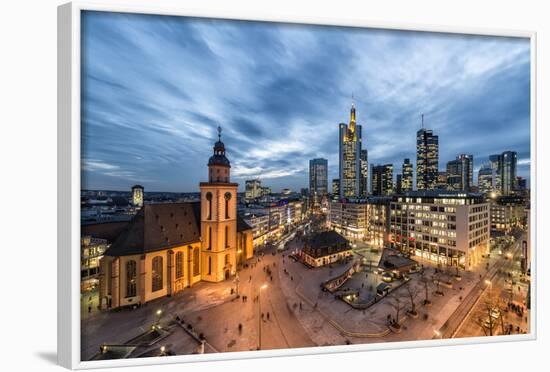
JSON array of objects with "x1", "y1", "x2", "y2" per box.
[
  {"x1": 237, "y1": 215, "x2": 253, "y2": 232},
  {"x1": 104, "y1": 201, "x2": 253, "y2": 257},
  {"x1": 104, "y1": 202, "x2": 201, "y2": 256}
]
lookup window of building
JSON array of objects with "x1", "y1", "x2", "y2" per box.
[
  {"x1": 208, "y1": 257, "x2": 212, "y2": 275},
  {"x1": 193, "y1": 248, "x2": 200, "y2": 276},
  {"x1": 126, "y1": 260, "x2": 137, "y2": 297},
  {"x1": 151, "y1": 256, "x2": 163, "y2": 292},
  {"x1": 175, "y1": 251, "x2": 183, "y2": 279},
  {"x1": 206, "y1": 192, "x2": 213, "y2": 220},
  {"x1": 225, "y1": 225, "x2": 229, "y2": 247},
  {"x1": 224, "y1": 192, "x2": 232, "y2": 219}
]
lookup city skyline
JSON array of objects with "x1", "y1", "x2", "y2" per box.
[{"x1": 81, "y1": 11, "x2": 531, "y2": 193}]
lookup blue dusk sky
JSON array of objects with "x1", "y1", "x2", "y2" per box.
[{"x1": 81, "y1": 11, "x2": 531, "y2": 193}]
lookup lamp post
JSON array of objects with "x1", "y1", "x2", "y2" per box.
[
  {"x1": 154, "y1": 309, "x2": 162, "y2": 327},
  {"x1": 257, "y1": 284, "x2": 268, "y2": 350}
]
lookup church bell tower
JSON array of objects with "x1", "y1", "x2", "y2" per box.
[{"x1": 199, "y1": 127, "x2": 239, "y2": 282}]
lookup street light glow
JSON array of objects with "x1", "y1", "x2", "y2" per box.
[
  {"x1": 261, "y1": 284, "x2": 268, "y2": 290},
  {"x1": 156, "y1": 309, "x2": 162, "y2": 316},
  {"x1": 485, "y1": 280, "x2": 491, "y2": 286}
]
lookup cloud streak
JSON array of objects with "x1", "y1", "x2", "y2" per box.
[{"x1": 81, "y1": 11, "x2": 531, "y2": 192}]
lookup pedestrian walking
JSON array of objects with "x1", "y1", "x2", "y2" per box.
[
  {"x1": 299, "y1": 302, "x2": 302, "y2": 310},
  {"x1": 261, "y1": 313, "x2": 265, "y2": 320},
  {"x1": 267, "y1": 312, "x2": 270, "y2": 320},
  {"x1": 88, "y1": 305, "x2": 92, "y2": 313}
]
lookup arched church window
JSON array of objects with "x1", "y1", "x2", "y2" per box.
[
  {"x1": 175, "y1": 252, "x2": 183, "y2": 279},
  {"x1": 206, "y1": 192, "x2": 212, "y2": 220},
  {"x1": 126, "y1": 260, "x2": 137, "y2": 297},
  {"x1": 193, "y1": 248, "x2": 200, "y2": 276},
  {"x1": 225, "y1": 225, "x2": 229, "y2": 247},
  {"x1": 224, "y1": 192, "x2": 232, "y2": 219},
  {"x1": 152, "y1": 256, "x2": 163, "y2": 292}
]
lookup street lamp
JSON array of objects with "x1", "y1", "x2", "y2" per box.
[
  {"x1": 257, "y1": 284, "x2": 268, "y2": 350},
  {"x1": 155, "y1": 309, "x2": 162, "y2": 326},
  {"x1": 434, "y1": 329, "x2": 442, "y2": 339}
]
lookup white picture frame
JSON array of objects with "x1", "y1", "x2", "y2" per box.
[{"x1": 58, "y1": 1, "x2": 537, "y2": 369}]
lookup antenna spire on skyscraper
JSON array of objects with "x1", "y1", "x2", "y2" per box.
[
  {"x1": 217, "y1": 125, "x2": 222, "y2": 141},
  {"x1": 421, "y1": 113, "x2": 424, "y2": 129}
]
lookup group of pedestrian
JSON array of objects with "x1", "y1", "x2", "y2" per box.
[{"x1": 261, "y1": 312, "x2": 271, "y2": 321}]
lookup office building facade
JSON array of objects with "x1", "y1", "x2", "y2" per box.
[{"x1": 416, "y1": 128, "x2": 439, "y2": 190}]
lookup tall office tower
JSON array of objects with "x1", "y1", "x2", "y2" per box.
[
  {"x1": 489, "y1": 154, "x2": 502, "y2": 192},
  {"x1": 458, "y1": 154, "x2": 474, "y2": 191},
  {"x1": 416, "y1": 117, "x2": 439, "y2": 190},
  {"x1": 371, "y1": 164, "x2": 393, "y2": 196},
  {"x1": 501, "y1": 151, "x2": 517, "y2": 195},
  {"x1": 437, "y1": 171, "x2": 448, "y2": 189},
  {"x1": 245, "y1": 179, "x2": 262, "y2": 201},
  {"x1": 478, "y1": 163, "x2": 494, "y2": 194},
  {"x1": 359, "y1": 149, "x2": 369, "y2": 198},
  {"x1": 396, "y1": 174, "x2": 403, "y2": 194},
  {"x1": 339, "y1": 98, "x2": 364, "y2": 199},
  {"x1": 309, "y1": 158, "x2": 328, "y2": 207},
  {"x1": 516, "y1": 176, "x2": 527, "y2": 191},
  {"x1": 401, "y1": 158, "x2": 413, "y2": 192},
  {"x1": 131, "y1": 184, "x2": 144, "y2": 208},
  {"x1": 446, "y1": 154, "x2": 474, "y2": 191},
  {"x1": 446, "y1": 159, "x2": 462, "y2": 191},
  {"x1": 332, "y1": 178, "x2": 340, "y2": 201}
]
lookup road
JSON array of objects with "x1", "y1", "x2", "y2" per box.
[{"x1": 435, "y1": 232, "x2": 526, "y2": 339}]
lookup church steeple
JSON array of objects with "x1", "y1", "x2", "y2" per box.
[{"x1": 208, "y1": 125, "x2": 231, "y2": 182}]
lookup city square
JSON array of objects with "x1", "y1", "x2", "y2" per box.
[{"x1": 78, "y1": 10, "x2": 532, "y2": 361}]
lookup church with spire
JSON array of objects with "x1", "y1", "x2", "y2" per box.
[
  {"x1": 97, "y1": 127, "x2": 254, "y2": 310},
  {"x1": 338, "y1": 95, "x2": 368, "y2": 200}
]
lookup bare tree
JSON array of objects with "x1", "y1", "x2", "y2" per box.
[
  {"x1": 420, "y1": 271, "x2": 432, "y2": 305},
  {"x1": 474, "y1": 290, "x2": 506, "y2": 336},
  {"x1": 432, "y1": 271, "x2": 444, "y2": 296},
  {"x1": 388, "y1": 293, "x2": 407, "y2": 330},
  {"x1": 404, "y1": 281, "x2": 420, "y2": 316}
]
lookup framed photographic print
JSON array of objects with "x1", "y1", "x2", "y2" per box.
[{"x1": 57, "y1": 1, "x2": 537, "y2": 369}]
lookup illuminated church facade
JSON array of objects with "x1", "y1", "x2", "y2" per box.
[{"x1": 98, "y1": 128, "x2": 254, "y2": 309}]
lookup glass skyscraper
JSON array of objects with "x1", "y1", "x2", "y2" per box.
[
  {"x1": 309, "y1": 158, "x2": 328, "y2": 206},
  {"x1": 338, "y1": 100, "x2": 366, "y2": 199},
  {"x1": 416, "y1": 128, "x2": 439, "y2": 190},
  {"x1": 371, "y1": 164, "x2": 393, "y2": 196},
  {"x1": 401, "y1": 158, "x2": 413, "y2": 192},
  {"x1": 501, "y1": 151, "x2": 517, "y2": 195}
]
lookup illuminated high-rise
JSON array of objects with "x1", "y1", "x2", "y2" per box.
[
  {"x1": 309, "y1": 158, "x2": 328, "y2": 207},
  {"x1": 501, "y1": 151, "x2": 517, "y2": 195},
  {"x1": 360, "y1": 149, "x2": 369, "y2": 198},
  {"x1": 371, "y1": 164, "x2": 393, "y2": 196},
  {"x1": 446, "y1": 154, "x2": 474, "y2": 192},
  {"x1": 416, "y1": 122, "x2": 439, "y2": 190},
  {"x1": 478, "y1": 163, "x2": 493, "y2": 194},
  {"x1": 401, "y1": 158, "x2": 413, "y2": 192},
  {"x1": 338, "y1": 98, "x2": 365, "y2": 199}
]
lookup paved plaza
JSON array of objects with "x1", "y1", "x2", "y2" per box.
[{"x1": 81, "y1": 229, "x2": 529, "y2": 360}]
